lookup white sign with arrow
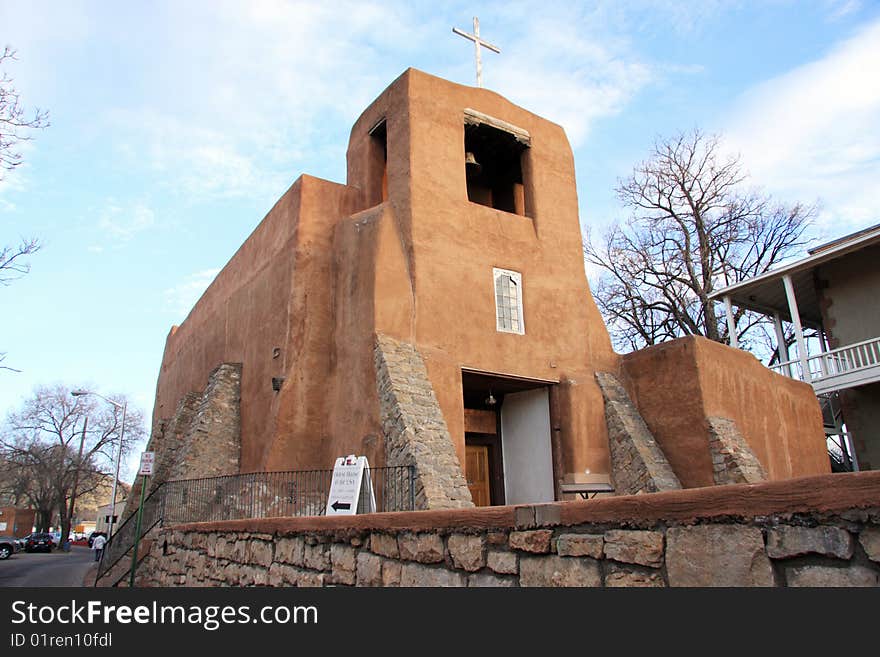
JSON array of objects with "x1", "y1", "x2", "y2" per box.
[{"x1": 326, "y1": 455, "x2": 375, "y2": 516}]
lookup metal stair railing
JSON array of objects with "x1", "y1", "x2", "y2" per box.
[
  {"x1": 93, "y1": 465, "x2": 415, "y2": 585},
  {"x1": 94, "y1": 485, "x2": 164, "y2": 584}
]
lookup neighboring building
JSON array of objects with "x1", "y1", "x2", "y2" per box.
[
  {"x1": 95, "y1": 499, "x2": 126, "y2": 536},
  {"x1": 0, "y1": 507, "x2": 35, "y2": 538},
  {"x1": 75, "y1": 521, "x2": 97, "y2": 537},
  {"x1": 141, "y1": 69, "x2": 829, "y2": 512},
  {"x1": 711, "y1": 223, "x2": 880, "y2": 471}
]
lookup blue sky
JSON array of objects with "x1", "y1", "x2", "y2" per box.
[{"x1": 2, "y1": 1, "x2": 879, "y2": 480}]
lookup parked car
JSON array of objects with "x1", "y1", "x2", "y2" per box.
[
  {"x1": 0, "y1": 536, "x2": 21, "y2": 560},
  {"x1": 23, "y1": 533, "x2": 54, "y2": 553}
]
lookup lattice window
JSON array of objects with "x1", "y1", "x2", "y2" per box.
[{"x1": 493, "y1": 268, "x2": 524, "y2": 334}]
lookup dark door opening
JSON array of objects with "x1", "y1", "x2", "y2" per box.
[{"x1": 461, "y1": 369, "x2": 557, "y2": 506}]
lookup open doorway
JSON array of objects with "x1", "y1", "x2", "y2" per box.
[{"x1": 461, "y1": 370, "x2": 556, "y2": 506}]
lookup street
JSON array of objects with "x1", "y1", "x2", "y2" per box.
[{"x1": 0, "y1": 546, "x2": 96, "y2": 587}]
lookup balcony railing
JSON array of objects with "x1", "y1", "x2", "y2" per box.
[{"x1": 771, "y1": 335, "x2": 880, "y2": 393}]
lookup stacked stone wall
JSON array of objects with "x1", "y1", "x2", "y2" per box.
[
  {"x1": 127, "y1": 472, "x2": 880, "y2": 588},
  {"x1": 154, "y1": 393, "x2": 202, "y2": 488},
  {"x1": 123, "y1": 366, "x2": 241, "y2": 525},
  {"x1": 373, "y1": 334, "x2": 472, "y2": 509},
  {"x1": 126, "y1": 392, "x2": 202, "y2": 520},
  {"x1": 595, "y1": 372, "x2": 682, "y2": 494},
  {"x1": 707, "y1": 416, "x2": 768, "y2": 485},
  {"x1": 171, "y1": 363, "x2": 242, "y2": 481}
]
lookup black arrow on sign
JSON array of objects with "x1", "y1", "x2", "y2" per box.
[{"x1": 331, "y1": 501, "x2": 351, "y2": 511}]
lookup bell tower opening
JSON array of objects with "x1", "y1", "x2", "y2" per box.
[
  {"x1": 367, "y1": 118, "x2": 388, "y2": 205},
  {"x1": 464, "y1": 114, "x2": 531, "y2": 216}
]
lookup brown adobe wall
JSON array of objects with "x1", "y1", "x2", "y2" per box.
[
  {"x1": 153, "y1": 71, "x2": 414, "y2": 478},
  {"x1": 621, "y1": 336, "x2": 830, "y2": 488},
  {"x1": 127, "y1": 471, "x2": 880, "y2": 587},
  {"x1": 152, "y1": 175, "x2": 363, "y2": 474}
]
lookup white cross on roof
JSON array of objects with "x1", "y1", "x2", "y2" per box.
[{"x1": 452, "y1": 17, "x2": 501, "y2": 88}]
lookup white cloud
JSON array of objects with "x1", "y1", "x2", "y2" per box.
[
  {"x1": 493, "y1": 20, "x2": 652, "y2": 146},
  {"x1": 98, "y1": 200, "x2": 155, "y2": 241},
  {"x1": 132, "y1": 111, "x2": 282, "y2": 200},
  {"x1": 163, "y1": 268, "x2": 221, "y2": 318},
  {"x1": 723, "y1": 18, "x2": 880, "y2": 233},
  {"x1": 824, "y1": 0, "x2": 863, "y2": 21},
  {"x1": 101, "y1": 1, "x2": 428, "y2": 201}
]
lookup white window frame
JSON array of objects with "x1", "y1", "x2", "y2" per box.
[{"x1": 493, "y1": 268, "x2": 525, "y2": 335}]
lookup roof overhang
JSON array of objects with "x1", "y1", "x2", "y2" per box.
[{"x1": 708, "y1": 224, "x2": 880, "y2": 328}]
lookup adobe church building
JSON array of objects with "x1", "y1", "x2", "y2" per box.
[{"x1": 144, "y1": 69, "x2": 829, "y2": 512}]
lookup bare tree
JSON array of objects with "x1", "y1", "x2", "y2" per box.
[
  {"x1": 584, "y1": 129, "x2": 815, "y2": 353},
  {"x1": 0, "y1": 46, "x2": 49, "y2": 179},
  {"x1": 1, "y1": 47, "x2": 48, "y2": 371},
  {"x1": 0, "y1": 237, "x2": 40, "y2": 286},
  {"x1": 0, "y1": 439, "x2": 65, "y2": 530},
  {"x1": 0, "y1": 437, "x2": 40, "y2": 506},
  {"x1": 1, "y1": 385, "x2": 145, "y2": 539}
]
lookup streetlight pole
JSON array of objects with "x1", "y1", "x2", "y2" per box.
[{"x1": 71, "y1": 390, "x2": 126, "y2": 539}]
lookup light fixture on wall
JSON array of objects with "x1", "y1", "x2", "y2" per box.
[{"x1": 485, "y1": 390, "x2": 496, "y2": 407}]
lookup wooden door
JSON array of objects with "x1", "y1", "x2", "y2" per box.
[{"x1": 465, "y1": 444, "x2": 491, "y2": 506}]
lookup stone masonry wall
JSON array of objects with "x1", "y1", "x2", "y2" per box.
[
  {"x1": 128, "y1": 472, "x2": 880, "y2": 588},
  {"x1": 153, "y1": 393, "x2": 202, "y2": 489},
  {"x1": 707, "y1": 416, "x2": 768, "y2": 485},
  {"x1": 595, "y1": 372, "x2": 682, "y2": 495},
  {"x1": 373, "y1": 333, "x2": 473, "y2": 510},
  {"x1": 121, "y1": 392, "x2": 202, "y2": 522},
  {"x1": 122, "y1": 366, "x2": 241, "y2": 525},
  {"x1": 170, "y1": 363, "x2": 242, "y2": 481}
]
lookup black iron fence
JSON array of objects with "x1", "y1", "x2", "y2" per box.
[
  {"x1": 95, "y1": 465, "x2": 415, "y2": 585},
  {"x1": 162, "y1": 466, "x2": 415, "y2": 524}
]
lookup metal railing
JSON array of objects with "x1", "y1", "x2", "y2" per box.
[
  {"x1": 94, "y1": 465, "x2": 415, "y2": 585},
  {"x1": 827, "y1": 431, "x2": 858, "y2": 473},
  {"x1": 770, "y1": 335, "x2": 880, "y2": 390},
  {"x1": 162, "y1": 466, "x2": 415, "y2": 525},
  {"x1": 95, "y1": 485, "x2": 164, "y2": 583}
]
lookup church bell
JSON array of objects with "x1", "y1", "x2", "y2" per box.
[{"x1": 465, "y1": 151, "x2": 482, "y2": 177}]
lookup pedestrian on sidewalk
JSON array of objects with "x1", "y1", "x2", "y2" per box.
[{"x1": 92, "y1": 533, "x2": 107, "y2": 562}]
